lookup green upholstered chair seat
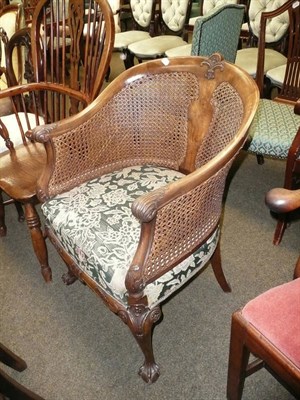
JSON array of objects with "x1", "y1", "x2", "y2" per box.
[
  {"x1": 42, "y1": 165, "x2": 219, "y2": 307},
  {"x1": 247, "y1": 99, "x2": 300, "y2": 159}
]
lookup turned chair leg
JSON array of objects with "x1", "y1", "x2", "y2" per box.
[
  {"x1": 24, "y1": 202, "x2": 52, "y2": 282},
  {"x1": 0, "y1": 190, "x2": 7, "y2": 237},
  {"x1": 227, "y1": 314, "x2": 251, "y2": 400},
  {"x1": 273, "y1": 217, "x2": 288, "y2": 245},
  {"x1": 14, "y1": 201, "x2": 25, "y2": 222},
  {"x1": 119, "y1": 304, "x2": 162, "y2": 383},
  {"x1": 294, "y1": 255, "x2": 300, "y2": 279},
  {"x1": 211, "y1": 241, "x2": 231, "y2": 292}
]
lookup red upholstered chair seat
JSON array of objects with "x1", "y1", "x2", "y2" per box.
[{"x1": 242, "y1": 278, "x2": 300, "y2": 368}]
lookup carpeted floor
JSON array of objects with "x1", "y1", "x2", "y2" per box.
[{"x1": 0, "y1": 55, "x2": 299, "y2": 399}]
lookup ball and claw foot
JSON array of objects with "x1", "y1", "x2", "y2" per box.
[
  {"x1": 139, "y1": 362, "x2": 160, "y2": 384},
  {"x1": 62, "y1": 270, "x2": 78, "y2": 285}
]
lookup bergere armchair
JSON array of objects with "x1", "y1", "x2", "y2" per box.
[
  {"x1": 0, "y1": 0, "x2": 114, "y2": 281},
  {"x1": 28, "y1": 54, "x2": 259, "y2": 382},
  {"x1": 245, "y1": 0, "x2": 300, "y2": 244}
]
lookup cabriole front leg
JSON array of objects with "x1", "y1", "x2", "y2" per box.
[
  {"x1": 24, "y1": 202, "x2": 52, "y2": 282},
  {"x1": 119, "y1": 304, "x2": 162, "y2": 383}
]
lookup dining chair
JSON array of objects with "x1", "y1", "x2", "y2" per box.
[
  {"x1": 0, "y1": 0, "x2": 114, "y2": 282},
  {"x1": 126, "y1": 0, "x2": 193, "y2": 67},
  {"x1": 165, "y1": 3, "x2": 245, "y2": 62},
  {"x1": 227, "y1": 186, "x2": 300, "y2": 399},
  {"x1": 245, "y1": 0, "x2": 300, "y2": 245},
  {"x1": 235, "y1": 0, "x2": 289, "y2": 85},
  {"x1": 0, "y1": 342, "x2": 45, "y2": 400},
  {"x1": 113, "y1": 0, "x2": 157, "y2": 69},
  {"x1": 28, "y1": 54, "x2": 259, "y2": 382}
]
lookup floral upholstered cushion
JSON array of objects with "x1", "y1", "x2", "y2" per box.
[
  {"x1": 42, "y1": 165, "x2": 219, "y2": 307},
  {"x1": 247, "y1": 99, "x2": 300, "y2": 159}
]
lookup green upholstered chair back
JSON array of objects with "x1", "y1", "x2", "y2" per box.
[{"x1": 191, "y1": 4, "x2": 245, "y2": 63}]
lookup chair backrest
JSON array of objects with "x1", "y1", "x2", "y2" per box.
[
  {"x1": 129, "y1": 0, "x2": 156, "y2": 33},
  {"x1": 31, "y1": 0, "x2": 114, "y2": 106},
  {"x1": 0, "y1": 4, "x2": 23, "y2": 86},
  {"x1": 255, "y1": 0, "x2": 300, "y2": 98},
  {"x1": 200, "y1": 0, "x2": 239, "y2": 15},
  {"x1": 0, "y1": 0, "x2": 114, "y2": 152},
  {"x1": 191, "y1": 4, "x2": 245, "y2": 63},
  {"x1": 22, "y1": 0, "x2": 40, "y2": 26},
  {"x1": 159, "y1": 0, "x2": 193, "y2": 36},
  {"x1": 248, "y1": 0, "x2": 290, "y2": 44}
]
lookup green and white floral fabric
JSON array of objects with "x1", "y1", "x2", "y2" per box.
[
  {"x1": 42, "y1": 165, "x2": 219, "y2": 307},
  {"x1": 247, "y1": 99, "x2": 300, "y2": 159}
]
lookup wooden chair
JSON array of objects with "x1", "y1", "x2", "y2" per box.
[
  {"x1": 244, "y1": 0, "x2": 300, "y2": 244},
  {"x1": 0, "y1": 3, "x2": 23, "y2": 88},
  {"x1": 0, "y1": 0, "x2": 114, "y2": 282},
  {"x1": 28, "y1": 54, "x2": 259, "y2": 382},
  {"x1": 126, "y1": 0, "x2": 193, "y2": 67},
  {"x1": 0, "y1": 342, "x2": 45, "y2": 400},
  {"x1": 165, "y1": 3, "x2": 245, "y2": 62},
  {"x1": 235, "y1": 0, "x2": 289, "y2": 82},
  {"x1": 227, "y1": 278, "x2": 300, "y2": 399},
  {"x1": 113, "y1": 0, "x2": 157, "y2": 69},
  {"x1": 227, "y1": 186, "x2": 300, "y2": 399}
]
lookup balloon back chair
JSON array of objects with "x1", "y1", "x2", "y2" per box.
[
  {"x1": 165, "y1": 3, "x2": 245, "y2": 62},
  {"x1": 29, "y1": 54, "x2": 259, "y2": 382},
  {"x1": 227, "y1": 187, "x2": 300, "y2": 400},
  {"x1": 126, "y1": 0, "x2": 193, "y2": 66},
  {"x1": 0, "y1": 0, "x2": 114, "y2": 282},
  {"x1": 245, "y1": 0, "x2": 300, "y2": 245},
  {"x1": 113, "y1": 0, "x2": 157, "y2": 69}
]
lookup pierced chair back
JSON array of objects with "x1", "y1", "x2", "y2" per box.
[
  {"x1": 235, "y1": 0, "x2": 290, "y2": 80},
  {"x1": 30, "y1": 54, "x2": 259, "y2": 382},
  {"x1": 0, "y1": 0, "x2": 114, "y2": 281}
]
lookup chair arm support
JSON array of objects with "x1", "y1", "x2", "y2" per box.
[
  {"x1": 0, "y1": 82, "x2": 88, "y2": 103},
  {"x1": 127, "y1": 164, "x2": 226, "y2": 295},
  {"x1": 294, "y1": 99, "x2": 300, "y2": 115},
  {"x1": 265, "y1": 188, "x2": 300, "y2": 214}
]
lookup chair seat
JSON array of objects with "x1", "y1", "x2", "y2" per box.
[
  {"x1": 42, "y1": 165, "x2": 219, "y2": 307},
  {"x1": 242, "y1": 278, "x2": 300, "y2": 368},
  {"x1": 266, "y1": 63, "x2": 286, "y2": 87},
  {"x1": 0, "y1": 142, "x2": 46, "y2": 199},
  {"x1": 247, "y1": 99, "x2": 300, "y2": 159},
  {"x1": 235, "y1": 47, "x2": 287, "y2": 76},
  {"x1": 165, "y1": 44, "x2": 191, "y2": 57},
  {"x1": 114, "y1": 31, "x2": 151, "y2": 50},
  {"x1": 128, "y1": 36, "x2": 188, "y2": 58}
]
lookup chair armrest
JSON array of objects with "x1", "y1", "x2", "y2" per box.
[
  {"x1": 294, "y1": 99, "x2": 300, "y2": 115},
  {"x1": 265, "y1": 187, "x2": 300, "y2": 214},
  {"x1": 126, "y1": 157, "x2": 233, "y2": 295}
]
